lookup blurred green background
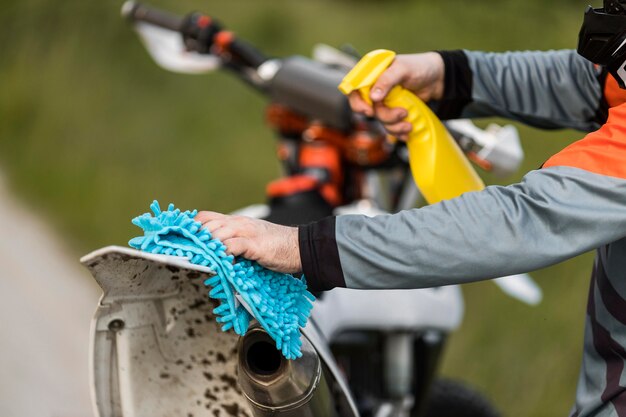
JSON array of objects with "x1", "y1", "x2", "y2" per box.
[{"x1": 0, "y1": 0, "x2": 595, "y2": 415}]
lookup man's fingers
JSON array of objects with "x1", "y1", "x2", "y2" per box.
[
  {"x1": 348, "y1": 92, "x2": 374, "y2": 117},
  {"x1": 195, "y1": 211, "x2": 226, "y2": 224},
  {"x1": 200, "y1": 218, "x2": 228, "y2": 233},
  {"x1": 374, "y1": 103, "x2": 407, "y2": 124},
  {"x1": 212, "y1": 225, "x2": 239, "y2": 243},
  {"x1": 384, "y1": 121, "x2": 413, "y2": 137},
  {"x1": 370, "y1": 61, "x2": 405, "y2": 102},
  {"x1": 222, "y1": 237, "x2": 249, "y2": 258}
]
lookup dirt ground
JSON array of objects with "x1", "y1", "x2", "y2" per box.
[{"x1": 0, "y1": 174, "x2": 100, "y2": 417}]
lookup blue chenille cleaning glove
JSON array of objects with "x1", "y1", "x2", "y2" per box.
[{"x1": 129, "y1": 200, "x2": 315, "y2": 359}]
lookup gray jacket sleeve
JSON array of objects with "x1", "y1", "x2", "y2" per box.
[
  {"x1": 435, "y1": 50, "x2": 605, "y2": 132},
  {"x1": 296, "y1": 52, "x2": 621, "y2": 293},
  {"x1": 299, "y1": 166, "x2": 626, "y2": 291}
]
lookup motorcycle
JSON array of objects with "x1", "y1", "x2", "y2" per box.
[{"x1": 80, "y1": 3, "x2": 542, "y2": 416}]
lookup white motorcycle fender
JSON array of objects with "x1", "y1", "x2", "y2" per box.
[{"x1": 81, "y1": 246, "x2": 359, "y2": 417}]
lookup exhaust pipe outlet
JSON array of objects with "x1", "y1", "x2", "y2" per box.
[{"x1": 238, "y1": 326, "x2": 335, "y2": 417}]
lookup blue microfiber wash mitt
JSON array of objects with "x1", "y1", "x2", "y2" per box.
[{"x1": 129, "y1": 200, "x2": 315, "y2": 359}]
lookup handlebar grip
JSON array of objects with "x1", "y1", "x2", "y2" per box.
[
  {"x1": 230, "y1": 39, "x2": 267, "y2": 69},
  {"x1": 122, "y1": 1, "x2": 184, "y2": 31}
]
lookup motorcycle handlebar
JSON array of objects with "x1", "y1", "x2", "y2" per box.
[
  {"x1": 122, "y1": 2, "x2": 350, "y2": 129},
  {"x1": 122, "y1": 1, "x2": 267, "y2": 69},
  {"x1": 122, "y1": 1, "x2": 183, "y2": 32}
]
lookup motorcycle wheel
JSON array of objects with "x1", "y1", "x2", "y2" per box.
[{"x1": 420, "y1": 378, "x2": 500, "y2": 417}]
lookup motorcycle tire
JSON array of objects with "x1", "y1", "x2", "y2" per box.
[{"x1": 420, "y1": 378, "x2": 500, "y2": 417}]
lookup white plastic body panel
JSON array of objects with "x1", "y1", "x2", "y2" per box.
[
  {"x1": 82, "y1": 246, "x2": 253, "y2": 417},
  {"x1": 311, "y1": 286, "x2": 464, "y2": 342},
  {"x1": 82, "y1": 246, "x2": 359, "y2": 417}
]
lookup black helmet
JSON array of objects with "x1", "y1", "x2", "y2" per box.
[{"x1": 578, "y1": 1, "x2": 626, "y2": 87}]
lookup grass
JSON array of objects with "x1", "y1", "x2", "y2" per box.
[{"x1": 0, "y1": 0, "x2": 596, "y2": 415}]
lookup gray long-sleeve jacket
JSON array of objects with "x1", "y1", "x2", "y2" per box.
[{"x1": 298, "y1": 50, "x2": 626, "y2": 417}]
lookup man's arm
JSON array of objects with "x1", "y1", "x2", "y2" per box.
[
  {"x1": 349, "y1": 49, "x2": 609, "y2": 140},
  {"x1": 197, "y1": 104, "x2": 626, "y2": 291},
  {"x1": 299, "y1": 103, "x2": 626, "y2": 291},
  {"x1": 435, "y1": 49, "x2": 605, "y2": 131}
]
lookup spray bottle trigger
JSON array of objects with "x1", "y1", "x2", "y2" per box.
[{"x1": 359, "y1": 85, "x2": 373, "y2": 107}]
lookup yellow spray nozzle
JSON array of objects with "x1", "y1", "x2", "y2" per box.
[{"x1": 338, "y1": 49, "x2": 396, "y2": 104}]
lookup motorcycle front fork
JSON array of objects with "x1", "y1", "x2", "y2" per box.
[{"x1": 376, "y1": 331, "x2": 446, "y2": 417}]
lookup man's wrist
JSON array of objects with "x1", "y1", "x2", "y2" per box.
[
  {"x1": 424, "y1": 51, "x2": 446, "y2": 101},
  {"x1": 288, "y1": 226, "x2": 302, "y2": 273}
]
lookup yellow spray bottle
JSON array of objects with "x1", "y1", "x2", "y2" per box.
[{"x1": 338, "y1": 49, "x2": 484, "y2": 204}]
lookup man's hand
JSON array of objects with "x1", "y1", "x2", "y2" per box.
[
  {"x1": 349, "y1": 52, "x2": 445, "y2": 140},
  {"x1": 195, "y1": 211, "x2": 302, "y2": 274}
]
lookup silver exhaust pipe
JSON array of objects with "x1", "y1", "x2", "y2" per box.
[{"x1": 237, "y1": 326, "x2": 336, "y2": 417}]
